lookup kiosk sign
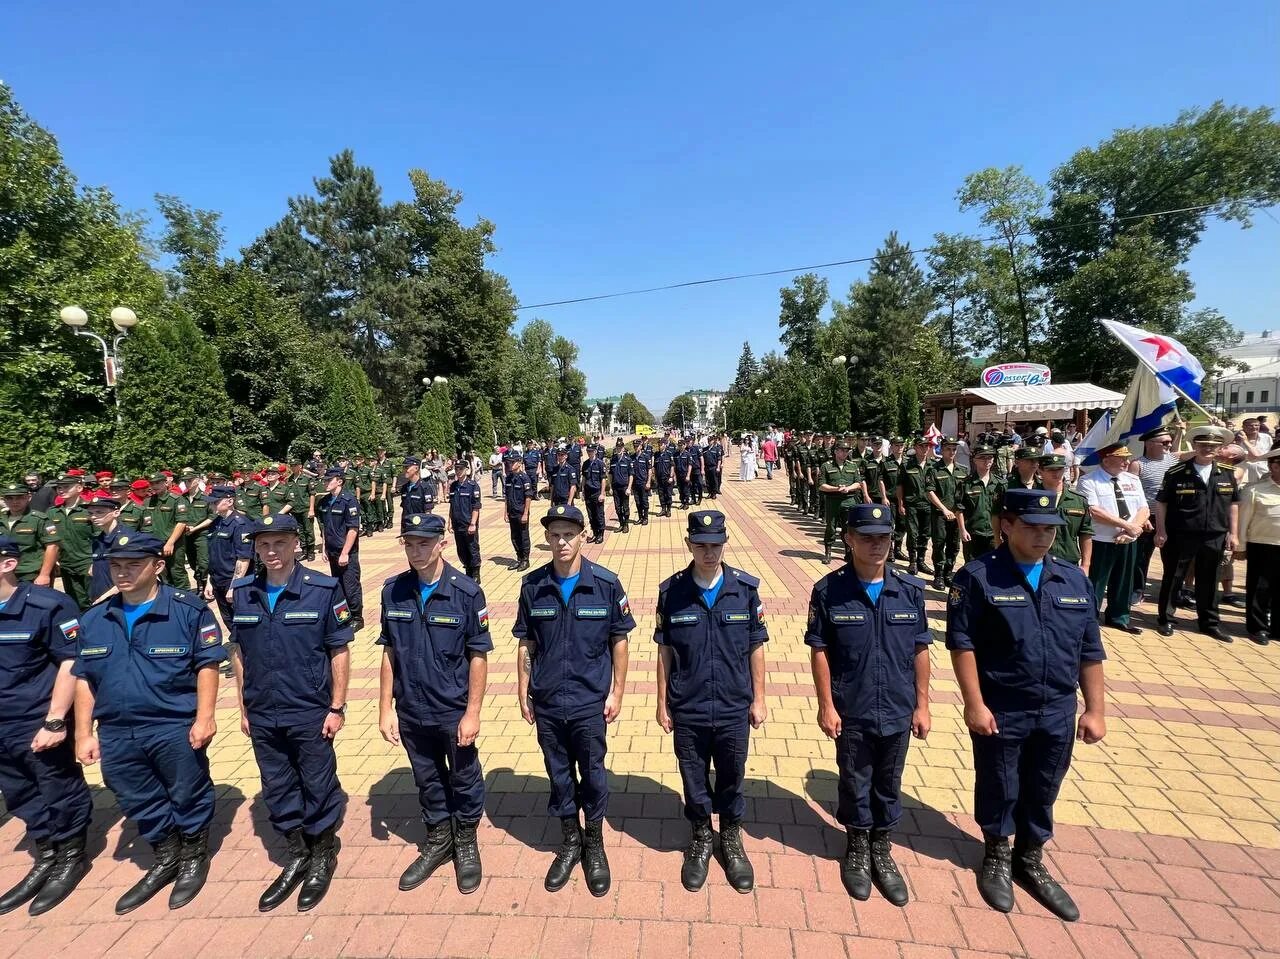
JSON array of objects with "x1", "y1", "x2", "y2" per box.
[{"x1": 981, "y1": 362, "x2": 1051, "y2": 387}]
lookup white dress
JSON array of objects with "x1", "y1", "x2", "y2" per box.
[{"x1": 740, "y1": 438, "x2": 756, "y2": 481}]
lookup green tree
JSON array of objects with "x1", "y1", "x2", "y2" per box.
[
  {"x1": 472, "y1": 396, "x2": 497, "y2": 449},
  {"x1": 778, "y1": 273, "x2": 828, "y2": 365},
  {"x1": 925, "y1": 233, "x2": 983, "y2": 355},
  {"x1": 597, "y1": 401, "x2": 615, "y2": 434},
  {"x1": 616, "y1": 392, "x2": 654, "y2": 429},
  {"x1": 414, "y1": 379, "x2": 456, "y2": 454},
  {"x1": 1035, "y1": 103, "x2": 1280, "y2": 386},
  {"x1": 112, "y1": 314, "x2": 233, "y2": 472},
  {"x1": 664, "y1": 394, "x2": 697, "y2": 429},
  {"x1": 897, "y1": 377, "x2": 921, "y2": 436},
  {"x1": 729, "y1": 341, "x2": 761, "y2": 395}
]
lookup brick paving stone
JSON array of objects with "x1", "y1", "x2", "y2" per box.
[
  {"x1": 851, "y1": 897, "x2": 910, "y2": 941},
  {"x1": 803, "y1": 889, "x2": 857, "y2": 934},
  {"x1": 1066, "y1": 923, "x2": 1140, "y2": 959},
  {"x1": 638, "y1": 919, "x2": 690, "y2": 959},
  {"x1": 742, "y1": 925, "x2": 794, "y2": 958},
  {"x1": 1113, "y1": 890, "x2": 1195, "y2": 936},
  {"x1": 342, "y1": 915, "x2": 407, "y2": 958},
  {"x1": 101, "y1": 920, "x2": 181, "y2": 959},
  {"x1": 536, "y1": 917, "x2": 594, "y2": 959},
  {"x1": 1185, "y1": 943, "x2": 1256, "y2": 959},
  {"x1": 485, "y1": 916, "x2": 546, "y2": 958},
  {"x1": 1169, "y1": 900, "x2": 1259, "y2": 948},
  {"x1": 590, "y1": 918, "x2": 642, "y2": 958},
  {"x1": 952, "y1": 905, "x2": 1020, "y2": 952},
  {"x1": 691, "y1": 922, "x2": 742, "y2": 957},
  {"x1": 904, "y1": 901, "x2": 966, "y2": 947},
  {"x1": 1124, "y1": 930, "x2": 1199, "y2": 959},
  {"x1": 440, "y1": 915, "x2": 498, "y2": 958},
  {"x1": 1009, "y1": 913, "x2": 1084, "y2": 959},
  {"x1": 387, "y1": 914, "x2": 451, "y2": 958},
  {"x1": 790, "y1": 930, "x2": 848, "y2": 958}
]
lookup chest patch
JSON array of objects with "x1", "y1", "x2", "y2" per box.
[
  {"x1": 989, "y1": 593, "x2": 1028, "y2": 605},
  {"x1": 0, "y1": 631, "x2": 33, "y2": 643},
  {"x1": 146, "y1": 646, "x2": 188, "y2": 657},
  {"x1": 669, "y1": 613, "x2": 700, "y2": 625},
  {"x1": 575, "y1": 607, "x2": 608, "y2": 619},
  {"x1": 889, "y1": 611, "x2": 918, "y2": 622},
  {"x1": 831, "y1": 612, "x2": 867, "y2": 624},
  {"x1": 232, "y1": 614, "x2": 261, "y2": 624},
  {"x1": 428, "y1": 614, "x2": 462, "y2": 626},
  {"x1": 283, "y1": 611, "x2": 320, "y2": 622},
  {"x1": 721, "y1": 611, "x2": 750, "y2": 623},
  {"x1": 385, "y1": 608, "x2": 414, "y2": 620},
  {"x1": 1053, "y1": 595, "x2": 1091, "y2": 608},
  {"x1": 530, "y1": 607, "x2": 558, "y2": 619},
  {"x1": 78, "y1": 646, "x2": 110, "y2": 658}
]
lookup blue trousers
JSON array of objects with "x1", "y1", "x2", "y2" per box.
[
  {"x1": 326, "y1": 550, "x2": 363, "y2": 617},
  {"x1": 536, "y1": 712, "x2": 607, "y2": 821},
  {"x1": 970, "y1": 709, "x2": 1075, "y2": 846},
  {"x1": 0, "y1": 723, "x2": 93, "y2": 842},
  {"x1": 249, "y1": 721, "x2": 345, "y2": 836},
  {"x1": 835, "y1": 726, "x2": 911, "y2": 830},
  {"x1": 400, "y1": 721, "x2": 485, "y2": 825},
  {"x1": 584, "y1": 493, "x2": 605, "y2": 538},
  {"x1": 100, "y1": 724, "x2": 214, "y2": 843},
  {"x1": 673, "y1": 720, "x2": 749, "y2": 822}
]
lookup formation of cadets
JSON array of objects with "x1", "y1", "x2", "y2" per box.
[{"x1": 2, "y1": 421, "x2": 1137, "y2": 929}]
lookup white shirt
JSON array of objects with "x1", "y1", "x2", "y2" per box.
[
  {"x1": 1079, "y1": 467, "x2": 1148, "y2": 544},
  {"x1": 1243, "y1": 433, "x2": 1273, "y2": 485}
]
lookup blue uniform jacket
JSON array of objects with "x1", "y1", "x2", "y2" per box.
[
  {"x1": 207, "y1": 512, "x2": 254, "y2": 581},
  {"x1": 230, "y1": 564, "x2": 354, "y2": 725},
  {"x1": 504, "y1": 472, "x2": 534, "y2": 520},
  {"x1": 633, "y1": 450, "x2": 652, "y2": 484},
  {"x1": 377, "y1": 564, "x2": 492, "y2": 727},
  {"x1": 523, "y1": 449, "x2": 542, "y2": 476},
  {"x1": 550, "y1": 463, "x2": 577, "y2": 500},
  {"x1": 567, "y1": 443, "x2": 582, "y2": 471},
  {"x1": 945, "y1": 545, "x2": 1105, "y2": 716},
  {"x1": 89, "y1": 525, "x2": 126, "y2": 603},
  {"x1": 317, "y1": 491, "x2": 361, "y2": 553},
  {"x1": 805, "y1": 565, "x2": 931, "y2": 736},
  {"x1": 448, "y1": 479, "x2": 482, "y2": 530},
  {"x1": 676, "y1": 450, "x2": 693, "y2": 478},
  {"x1": 655, "y1": 564, "x2": 768, "y2": 725},
  {"x1": 703, "y1": 445, "x2": 722, "y2": 472},
  {"x1": 689, "y1": 445, "x2": 704, "y2": 475},
  {"x1": 513, "y1": 558, "x2": 636, "y2": 721},
  {"x1": 73, "y1": 585, "x2": 227, "y2": 728},
  {"x1": 608, "y1": 455, "x2": 633, "y2": 490},
  {"x1": 399, "y1": 479, "x2": 434, "y2": 515},
  {"x1": 0, "y1": 582, "x2": 80, "y2": 732},
  {"x1": 656, "y1": 449, "x2": 676, "y2": 483},
  {"x1": 581, "y1": 458, "x2": 606, "y2": 493}
]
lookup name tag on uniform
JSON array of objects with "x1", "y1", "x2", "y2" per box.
[
  {"x1": 530, "y1": 607, "x2": 558, "y2": 619},
  {"x1": 721, "y1": 611, "x2": 750, "y2": 623},
  {"x1": 1216, "y1": 484, "x2": 1233, "y2": 493},
  {"x1": 905, "y1": 469, "x2": 919, "y2": 474},
  {"x1": 232, "y1": 614, "x2": 261, "y2": 624},
  {"x1": 1176, "y1": 489, "x2": 1197, "y2": 495},
  {"x1": 428, "y1": 614, "x2": 462, "y2": 626},
  {"x1": 0, "y1": 631, "x2": 33, "y2": 643},
  {"x1": 576, "y1": 607, "x2": 608, "y2": 619},
  {"x1": 831, "y1": 612, "x2": 866, "y2": 623},
  {"x1": 385, "y1": 609, "x2": 414, "y2": 620},
  {"x1": 889, "y1": 611, "x2": 918, "y2": 622},
  {"x1": 1054, "y1": 596, "x2": 1091, "y2": 608},
  {"x1": 215, "y1": 531, "x2": 230, "y2": 538},
  {"x1": 78, "y1": 646, "x2": 111, "y2": 658},
  {"x1": 989, "y1": 593, "x2": 1028, "y2": 604},
  {"x1": 1065, "y1": 508, "x2": 1086, "y2": 516},
  {"x1": 146, "y1": 646, "x2": 188, "y2": 656},
  {"x1": 668, "y1": 613, "x2": 700, "y2": 625},
  {"x1": 283, "y1": 611, "x2": 319, "y2": 622}
]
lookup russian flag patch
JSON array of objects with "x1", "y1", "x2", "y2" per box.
[
  {"x1": 619, "y1": 595, "x2": 630, "y2": 617},
  {"x1": 477, "y1": 607, "x2": 489, "y2": 631},
  {"x1": 333, "y1": 600, "x2": 351, "y2": 624},
  {"x1": 59, "y1": 619, "x2": 81, "y2": 643}
]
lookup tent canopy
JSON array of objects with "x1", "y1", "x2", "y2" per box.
[{"x1": 963, "y1": 383, "x2": 1125, "y2": 420}]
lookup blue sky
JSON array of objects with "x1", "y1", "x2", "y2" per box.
[{"x1": 4, "y1": 1, "x2": 1277, "y2": 414}]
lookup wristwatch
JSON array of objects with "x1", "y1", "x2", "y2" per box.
[
  {"x1": 42, "y1": 718, "x2": 67, "y2": 732},
  {"x1": 328, "y1": 705, "x2": 346, "y2": 717}
]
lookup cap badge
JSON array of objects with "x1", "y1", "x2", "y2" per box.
[
  {"x1": 412, "y1": 515, "x2": 421, "y2": 525},
  {"x1": 872, "y1": 508, "x2": 883, "y2": 518},
  {"x1": 119, "y1": 536, "x2": 129, "y2": 545},
  {"x1": 1039, "y1": 496, "x2": 1050, "y2": 507},
  {"x1": 702, "y1": 515, "x2": 712, "y2": 525},
  {"x1": 263, "y1": 516, "x2": 274, "y2": 525},
  {"x1": 557, "y1": 506, "x2": 565, "y2": 514}
]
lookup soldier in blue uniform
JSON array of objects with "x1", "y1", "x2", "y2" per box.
[
  {"x1": 806, "y1": 505, "x2": 931, "y2": 906},
  {"x1": 399, "y1": 456, "x2": 434, "y2": 516},
  {"x1": 566, "y1": 438, "x2": 583, "y2": 474},
  {"x1": 515, "y1": 505, "x2": 634, "y2": 897},
  {"x1": 523, "y1": 444, "x2": 543, "y2": 500},
  {"x1": 608, "y1": 446, "x2": 634, "y2": 534},
  {"x1": 675, "y1": 440, "x2": 694, "y2": 510},
  {"x1": 316, "y1": 468, "x2": 364, "y2": 630},
  {"x1": 549, "y1": 447, "x2": 578, "y2": 507},
  {"x1": 504, "y1": 456, "x2": 535, "y2": 571},
  {"x1": 72, "y1": 532, "x2": 227, "y2": 915},
  {"x1": 702, "y1": 437, "x2": 723, "y2": 499},
  {"x1": 0, "y1": 537, "x2": 93, "y2": 916},
  {"x1": 86, "y1": 496, "x2": 127, "y2": 605},
  {"x1": 200, "y1": 486, "x2": 253, "y2": 624},
  {"x1": 654, "y1": 439, "x2": 676, "y2": 517},
  {"x1": 229, "y1": 513, "x2": 352, "y2": 912},
  {"x1": 448, "y1": 460, "x2": 483, "y2": 583},
  {"x1": 946, "y1": 489, "x2": 1107, "y2": 921},
  {"x1": 689, "y1": 438, "x2": 705, "y2": 505},
  {"x1": 580, "y1": 444, "x2": 608, "y2": 544},
  {"x1": 630, "y1": 439, "x2": 653, "y2": 524},
  {"x1": 379, "y1": 513, "x2": 490, "y2": 894},
  {"x1": 655, "y1": 510, "x2": 768, "y2": 894}
]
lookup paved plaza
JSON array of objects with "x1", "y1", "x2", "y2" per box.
[{"x1": 2, "y1": 473, "x2": 1279, "y2": 959}]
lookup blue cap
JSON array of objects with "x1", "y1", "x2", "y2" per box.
[
  {"x1": 324, "y1": 467, "x2": 345, "y2": 479},
  {"x1": 687, "y1": 510, "x2": 728, "y2": 544},
  {"x1": 541, "y1": 504, "x2": 586, "y2": 529},
  {"x1": 108, "y1": 531, "x2": 165, "y2": 558},
  {"x1": 304, "y1": 459, "x2": 322, "y2": 474},
  {"x1": 1002, "y1": 488, "x2": 1066, "y2": 526},
  {"x1": 251, "y1": 513, "x2": 300, "y2": 536},
  {"x1": 844, "y1": 503, "x2": 894, "y2": 535},
  {"x1": 401, "y1": 513, "x2": 446, "y2": 537},
  {"x1": 402, "y1": 455, "x2": 421, "y2": 466},
  {"x1": 0, "y1": 536, "x2": 20, "y2": 558},
  {"x1": 204, "y1": 485, "x2": 236, "y2": 503}
]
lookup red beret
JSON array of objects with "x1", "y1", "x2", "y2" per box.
[
  {"x1": 94, "y1": 470, "x2": 114, "y2": 480},
  {"x1": 66, "y1": 468, "x2": 86, "y2": 477},
  {"x1": 129, "y1": 479, "x2": 152, "y2": 492}
]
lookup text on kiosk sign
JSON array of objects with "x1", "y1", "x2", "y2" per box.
[{"x1": 981, "y1": 363, "x2": 1052, "y2": 387}]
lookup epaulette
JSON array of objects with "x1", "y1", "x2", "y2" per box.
[
  {"x1": 447, "y1": 570, "x2": 481, "y2": 596},
  {"x1": 730, "y1": 567, "x2": 760, "y2": 589},
  {"x1": 588, "y1": 561, "x2": 619, "y2": 584},
  {"x1": 299, "y1": 571, "x2": 339, "y2": 589},
  {"x1": 384, "y1": 572, "x2": 406, "y2": 586},
  {"x1": 1166, "y1": 460, "x2": 1191, "y2": 474},
  {"x1": 23, "y1": 583, "x2": 75, "y2": 612},
  {"x1": 230, "y1": 575, "x2": 255, "y2": 590},
  {"x1": 171, "y1": 589, "x2": 210, "y2": 610},
  {"x1": 893, "y1": 568, "x2": 928, "y2": 591}
]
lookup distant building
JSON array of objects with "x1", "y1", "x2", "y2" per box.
[
  {"x1": 1215, "y1": 330, "x2": 1279, "y2": 416},
  {"x1": 686, "y1": 389, "x2": 725, "y2": 432},
  {"x1": 582, "y1": 396, "x2": 624, "y2": 434}
]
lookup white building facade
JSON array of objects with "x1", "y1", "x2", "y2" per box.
[{"x1": 1215, "y1": 331, "x2": 1279, "y2": 416}]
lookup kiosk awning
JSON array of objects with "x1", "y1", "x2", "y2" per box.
[{"x1": 962, "y1": 383, "x2": 1125, "y2": 419}]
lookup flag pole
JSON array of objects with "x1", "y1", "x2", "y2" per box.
[{"x1": 1099, "y1": 320, "x2": 1221, "y2": 425}]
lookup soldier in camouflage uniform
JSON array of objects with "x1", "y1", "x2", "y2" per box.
[
  {"x1": 957, "y1": 444, "x2": 1004, "y2": 563},
  {"x1": 925, "y1": 437, "x2": 967, "y2": 590},
  {"x1": 818, "y1": 441, "x2": 868, "y2": 564},
  {"x1": 896, "y1": 438, "x2": 934, "y2": 578}
]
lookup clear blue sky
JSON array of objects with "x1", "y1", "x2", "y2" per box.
[{"x1": 5, "y1": 1, "x2": 1278, "y2": 414}]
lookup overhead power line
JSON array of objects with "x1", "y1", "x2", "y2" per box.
[{"x1": 515, "y1": 201, "x2": 1225, "y2": 311}]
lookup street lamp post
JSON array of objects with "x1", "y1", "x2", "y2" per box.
[{"x1": 60, "y1": 306, "x2": 139, "y2": 423}]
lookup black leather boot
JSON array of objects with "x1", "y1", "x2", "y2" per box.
[
  {"x1": 0, "y1": 839, "x2": 55, "y2": 914},
  {"x1": 942, "y1": 567, "x2": 954, "y2": 588},
  {"x1": 718, "y1": 819, "x2": 754, "y2": 893},
  {"x1": 260, "y1": 829, "x2": 311, "y2": 911},
  {"x1": 932, "y1": 574, "x2": 946, "y2": 590},
  {"x1": 918, "y1": 555, "x2": 934, "y2": 576},
  {"x1": 840, "y1": 828, "x2": 872, "y2": 900},
  {"x1": 870, "y1": 830, "x2": 908, "y2": 906},
  {"x1": 545, "y1": 818, "x2": 582, "y2": 892},
  {"x1": 1014, "y1": 841, "x2": 1079, "y2": 921},
  {"x1": 29, "y1": 831, "x2": 89, "y2": 916},
  {"x1": 894, "y1": 543, "x2": 908, "y2": 561},
  {"x1": 399, "y1": 820, "x2": 453, "y2": 892},
  {"x1": 978, "y1": 834, "x2": 1014, "y2": 913},
  {"x1": 452, "y1": 818, "x2": 482, "y2": 894},
  {"x1": 581, "y1": 819, "x2": 610, "y2": 897},
  {"x1": 116, "y1": 832, "x2": 182, "y2": 915},
  {"x1": 907, "y1": 560, "x2": 918, "y2": 576},
  {"x1": 297, "y1": 827, "x2": 340, "y2": 912},
  {"x1": 824, "y1": 545, "x2": 833, "y2": 564},
  {"x1": 681, "y1": 818, "x2": 714, "y2": 892},
  {"x1": 169, "y1": 829, "x2": 211, "y2": 909}
]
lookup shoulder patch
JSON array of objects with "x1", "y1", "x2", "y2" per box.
[
  {"x1": 589, "y1": 563, "x2": 619, "y2": 584},
  {"x1": 730, "y1": 567, "x2": 761, "y2": 589},
  {"x1": 304, "y1": 572, "x2": 339, "y2": 589},
  {"x1": 172, "y1": 590, "x2": 210, "y2": 610},
  {"x1": 230, "y1": 575, "x2": 255, "y2": 590}
]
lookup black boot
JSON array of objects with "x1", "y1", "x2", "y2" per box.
[
  {"x1": 1013, "y1": 841, "x2": 1079, "y2": 921},
  {"x1": 870, "y1": 830, "x2": 908, "y2": 906},
  {"x1": 399, "y1": 820, "x2": 452, "y2": 892},
  {"x1": 907, "y1": 560, "x2": 918, "y2": 576},
  {"x1": 840, "y1": 829, "x2": 872, "y2": 900},
  {"x1": 29, "y1": 831, "x2": 89, "y2": 916},
  {"x1": 942, "y1": 567, "x2": 954, "y2": 588},
  {"x1": 115, "y1": 832, "x2": 182, "y2": 915},
  {"x1": 918, "y1": 556, "x2": 934, "y2": 576},
  {"x1": 932, "y1": 574, "x2": 945, "y2": 590},
  {"x1": 0, "y1": 839, "x2": 55, "y2": 915},
  {"x1": 894, "y1": 543, "x2": 908, "y2": 561},
  {"x1": 681, "y1": 818, "x2": 714, "y2": 891},
  {"x1": 978, "y1": 834, "x2": 1014, "y2": 913},
  {"x1": 261, "y1": 829, "x2": 311, "y2": 911},
  {"x1": 169, "y1": 828, "x2": 210, "y2": 910},
  {"x1": 452, "y1": 818, "x2": 482, "y2": 894},
  {"x1": 581, "y1": 819, "x2": 610, "y2": 897},
  {"x1": 545, "y1": 818, "x2": 582, "y2": 892},
  {"x1": 824, "y1": 545, "x2": 833, "y2": 564},
  {"x1": 297, "y1": 827, "x2": 340, "y2": 912},
  {"x1": 718, "y1": 819, "x2": 753, "y2": 893}
]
